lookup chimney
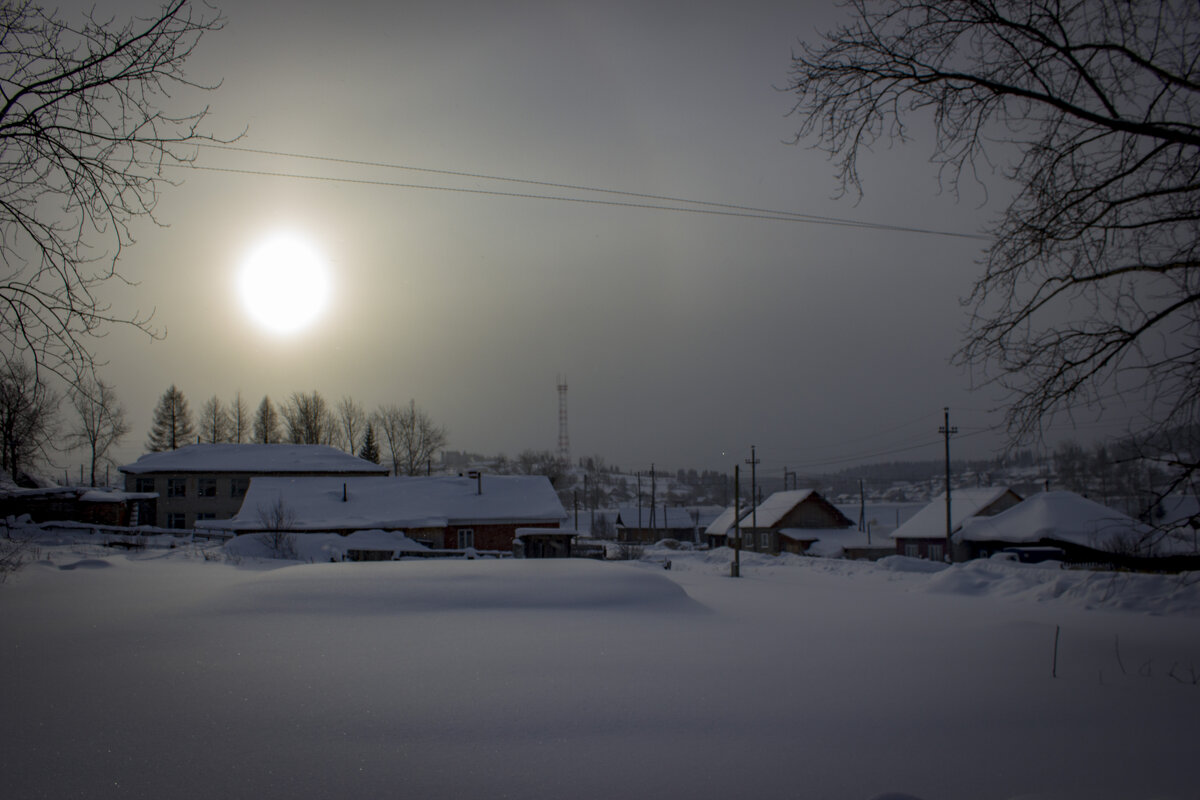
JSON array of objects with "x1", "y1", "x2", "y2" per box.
[{"x1": 467, "y1": 470, "x2": 481, "y2": 495}]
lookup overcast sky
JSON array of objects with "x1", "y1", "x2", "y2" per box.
[{"x1": 67, "y1": 0, "x2": 1127, "y2": 479}]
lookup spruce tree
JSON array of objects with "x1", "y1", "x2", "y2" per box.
[
  {"x1": 252, "y1": 396, "x2": 281, "y2": 444},
  {"x1": 358, "y1": 423, "x2": 381, "y2": 464},
  {"x1": 146, "y1": 385, "x2": 194, "y2": 451}
]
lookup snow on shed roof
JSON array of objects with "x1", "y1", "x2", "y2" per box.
[
  {"x1": 120, "y1": 444, "x2": 390, "y2": 475},
  {"x1": 212, "y1": 474, "x2": 567, "y2": 532},
  {"x1": 958, "y1": 491, "x2": 1155, "y2": 551},
  {"x1": 891, "y1": 487, "x2": 1018, "y2": 540}
]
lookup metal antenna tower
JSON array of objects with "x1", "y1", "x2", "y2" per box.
[{"x1": 557, "y1": 375, "x2": 570, "y2": 464}]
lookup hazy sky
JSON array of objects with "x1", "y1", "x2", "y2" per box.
[{"x1": 66, "y1": 0, "x2": 1121, "y2": 478}]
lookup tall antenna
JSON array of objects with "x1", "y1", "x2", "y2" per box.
[{"x1": 557, "y1": 375, "x2": 570, "y2": 464}]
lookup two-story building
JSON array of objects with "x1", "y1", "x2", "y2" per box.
[{"x1": 119, "y1": 444, "x2": 390, "y2": 529}]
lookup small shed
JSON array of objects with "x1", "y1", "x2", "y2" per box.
[{"x1": 515, "y1": 527, "x2": 578, "y2": 558}]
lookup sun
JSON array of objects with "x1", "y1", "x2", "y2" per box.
[{"x1": 238, "y1": 232, "x2": 331, "y2": 335}]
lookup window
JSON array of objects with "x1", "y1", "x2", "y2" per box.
[
  {"x1": 230, "y1": 477, "x2": 249, "y2": 498},
  {"x1": 904, "y1": 543, "x2": 920, "y2": 558},
  {"x1": 760, "y1": 532, "x2": 770, "y2": 550},
  {"x1": 457, "y1": 528, "x2": 474, "y2": 549},
  {"x1": 196, "y1": 513, "x2": 216, "y2": 521},
  {"x1": 134, "y1": 477, "x2": 155, "y2": 493},
  {"x1": 927, "y1": 544, "x2": 944, "y2": 562},
  {"x1": 167, "y1": 478, "x2": 186, "y2": 498},
  {"x1": 166, "y1": 512, "x2": 187, "y2": 529},
  {"x1": 198, "y1": 478, "x2": 217, "y2": 498}
]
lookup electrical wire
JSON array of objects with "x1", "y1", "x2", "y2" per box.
[{"x1": 184, "y1": 143, "x2": 991, "y2": 240}]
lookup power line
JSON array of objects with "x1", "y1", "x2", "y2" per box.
[{"x1": 185, "y1": 143, "x2": 990, "y2": 240}]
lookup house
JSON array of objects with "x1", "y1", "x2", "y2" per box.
[
  {"x1": 120, "y1": 444, "x2": 390, "y2": 529},
  {"x1": 704, "y1": 505, "x2": 748, "y2": 549},
  {"x1": 614, "y1": 505, "x2": 701, "y2": 544},
  {"x1": 958, "y1": 490, "x2": 1200, "y2": 567},
  {"x1": 891, "y1": 487, "x2": 1022, "y2": 562},
  {"x1": 203, "y1": 473, "x2": 567, "y2": 551},
  {"x1": 735, "y1": 489, "x2": 856, "y2": 555},
  {"x1": 0, "y1": 486, "x2": 156, "y2": 528}
]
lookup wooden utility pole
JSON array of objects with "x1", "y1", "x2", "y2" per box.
[
  {"x1": 940, "y1": 407, "x2": 957, "y2": 561},
  {"x1": 636, "y1": 471, "x2": 642, "y2": 527},
  {"x1": 732, "y1": 463, "x2": 741, "y2": 578},
  {"x1": 745, "y1": 446, "x2": 759, "y2": 552},
  {"x1": 859, "y1": 478, "x2": 866, "y2": 532}
]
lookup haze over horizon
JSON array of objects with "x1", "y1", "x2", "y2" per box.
[{"x1": 51, "y1": 0, "x2": 1147, "y2": 480}]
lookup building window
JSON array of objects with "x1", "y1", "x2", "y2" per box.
[
  {"x1": 166, "y1": 512, "x2": 187, "y2": 529},
  {"x1": 760, "y1": 532, "x2": 770, "y2": 549},
  {"x1": 196, "y1": 512, "x2": 216, "y2": 521},
  {"x1": 198, "y1": 478, "x2": 217, "y2": 498},
  {"x1": 457, "y1": 528, "x2": 474, "y2": 549},
  {"x1": 167, "y1": 478, "x2": 186, "y2": 498},
  {"x1": 134, "y1": 477, "x2": 155, "y2": 493},
  {"x1": 904, "y1": 543, "x2": 920, "y2": 558},
  {"x1": 230, "y1": 477, "x2": 249, "y2": 498},
  {"x1": 927, "y1": 544, "x2": 944, "y2": 562}
]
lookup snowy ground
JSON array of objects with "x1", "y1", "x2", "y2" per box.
[{"x1": 1, "y1": 536, "x2": 1198, "y2": 800}]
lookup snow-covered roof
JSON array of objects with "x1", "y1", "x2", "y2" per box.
[
  {"x1": 0, "y1": 486, "x2": 155, "y2": 502},
  {"x1": 740, "y1": 489, "x2": 853, "y2": 530},
  {"x1": 958, "y1": 491, "x2": 1158, "y2": 552},
  {"x1": 209, "y1": 474, "x2": 567, "y2": 532},
  {"x1": 891, "y1": 487, "x2": 1018, "y2": 540},
  {"x1": 120, "y1": 443, "x2": 390, "y2": 475},
  {"x1": 615, "y1": 506, "x2": 697, "y2": 530},
  {"x1": 704, "y1": 505, "x2": 748, "y2": 536},
  {"x1": 742, "y1": 490, "x2": 815, "y2": 528}
]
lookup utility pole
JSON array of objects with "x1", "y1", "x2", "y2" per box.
[
  {"x1": 573, "y1": 489, "x2": 579, "y2": 530},
  {"x1": 940, "y1": 407, "x2": 957, "y2": 562},
  {"x1": 732, "y1": 463, "x2": 741, "y2": 578},
  {"x1": 649, "y1": 464, "x2": 657, "y2": 531},
  {"x1": 636, "y1": 472, "x2": 643, "y2": 527},
  {"x1": 858, "y1": 478, "x2": 866, "y2": 532},
  {"x1": 745, "y1": 446, "x2": 759, "y2": 552}
]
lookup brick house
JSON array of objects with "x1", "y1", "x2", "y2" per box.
[
  {"x1": 203, "y1": 473, "x2": 567, "y2": 551},
  {"x1": 119, "y1": 444, "x2": 389, "y2": 529}
]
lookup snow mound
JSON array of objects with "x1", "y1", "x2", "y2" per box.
[
  {"x1": 55, "y1": 558, "x2": 112, "y2": 571},
  {"x1": 223, "y1": 529, "x2": 428, "y2": 562},
  {"x1": 923, "y1": 559, "x2": 1200, "y2": 615},
  {"x1": 876, "y1": 555, "x2": 950, "y2": 574},
  {"x1": 214, "y1": 559, "x2": 705, "y2": 615}
]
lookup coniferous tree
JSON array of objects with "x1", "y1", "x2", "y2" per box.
[
  {"x1": 198, "y1": 395, "x2": 232, "y2": 444},
  {"x1": 230, "y1": 391, "x2": 250, "y2": 443},
  {"x1": 252, "y1": 396, "x2": 282, "y2": 444},
  {"x1": 146, "y1": 385, "x2": 194, "y2": 452},
  {"x1": 358, "y1": 423, "x2": 381, "y2": 464}
]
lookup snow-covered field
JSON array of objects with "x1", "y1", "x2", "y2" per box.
[{"x1": 2, "y1": 537, "x2": 1198, "y2": 800}]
